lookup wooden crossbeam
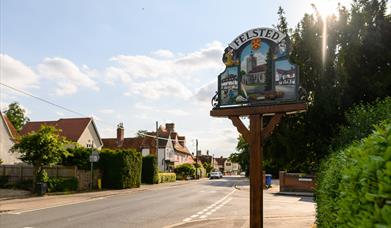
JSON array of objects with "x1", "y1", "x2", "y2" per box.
[
  {"x1": 229, "y1": 116, "x2": 250, "y2": 142},
  {"x1": 262, "y1": 114, "x2": 283, "y2": 140}
]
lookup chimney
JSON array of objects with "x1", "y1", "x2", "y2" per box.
[
  {"x1": 178, "y1": 136, "x2": 185, "y2": 147},
  {"x1": 166, "y1": 123, "x2": 175, "y2": 132},
  {"x1": 117, "y1": 123, "x2": 124, "y2": 146},
  {"x1": 206, "y1": 150, "x2": 209, "y2": 156}
]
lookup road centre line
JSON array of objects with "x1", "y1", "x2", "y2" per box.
[{"x1": 182, "y1": 188, "x2": 236, "y2": 222}]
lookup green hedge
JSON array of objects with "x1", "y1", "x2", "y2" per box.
[
  {"x1": 174, "y1": 163, "x2": 195, "y2": 180},
  {"x1": 61, "y1": 146, "x2": 99, "y2": 170},
  {"x1": 158, "y1": 173, "x2": 176, "y2": 183},
  {"x1": 142, "y1": 155, "x2": 158, "y2": 184},
  {"x1": 98, "y1": 149, "x2": 142, "y2": 189},
  {"x1": 47, "y1": 177, "x2": 78, "y2": 192},
  {"x1": 316, "y1": 123, "x2": 391, "y2": 227}
]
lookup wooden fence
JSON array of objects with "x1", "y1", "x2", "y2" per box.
[{"x1": 0, "y1": 164, "x2": 100, "y2": 191}]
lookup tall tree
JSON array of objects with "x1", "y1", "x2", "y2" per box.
[
  {"x1": 229, "y1": 136, "x2": 249, "y2": 176},
  {"x1": 11, "y1": 125, "x2": 68, "y2": 190},
  {"x1": 4, "y1": 102, "x2": 30, "y2": 131}
]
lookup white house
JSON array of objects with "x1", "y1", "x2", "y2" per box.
[
  {"x1": 0, "y1": 114, "x2": 21, "y2": 164},
  {"x1": 20, "y1": 117, "x2": 103, "y2": 149}
]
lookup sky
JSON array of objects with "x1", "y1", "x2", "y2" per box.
[{"x1": 0, "y1": 0, "x2": 354, "y2": 157}]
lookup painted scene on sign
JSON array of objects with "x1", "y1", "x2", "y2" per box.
[
  {"x1": 275, "y1": 59, "x2": 297, "y2": 100},
  {"x1": 220, "y1": 66, "x2": 239, "y2": 105}
]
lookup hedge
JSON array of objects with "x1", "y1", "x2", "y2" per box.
[
  {"x1": 142, "y1": 155, "x2": 158, "y2": 184},
  {"x1": 47, "y1": 177, "x2": 78, "y2": 192},
  {"x1": 61, "y1": 146, "x2": 92, "y2": 170},
  {"x1": 316, "y1": 123, "x2": 391, "y2": 227},
  {"x1": 158, "y1": 173, "x2": 176, "y2": 183},
  {"x1": 98, "y1": 149, "x2": 142, "y2": 189},
  {"x1": 174, "y1": 163, "x2": 195, "y2": 180}
]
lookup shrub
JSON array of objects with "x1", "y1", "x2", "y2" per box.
[
  {"x1": 0, "y1": 176, "x2": 9, "y2": 187},
  {"x1": 98, "y1": 149, "x2": 142, "y2": 189},
  {"x1": 61, "y1": 147, "x2": 92, "y2": 170},
  {"x1": 46, "y1": 177, "x2": 78, "y2": 192},
  {"x1": 158, "y1": 173, "x2": 176, "y2": 183},
  {"x1": 174, "y1": 163, "x2": 195, "y2": 180},
  {"x1": 316, "y1": 123, "x2": 391, "y2": 227},
  {"x1": 142, "y1": 155, "x2": 158, "y2": 184},
  {"x1": 333, "y1": 97, "x2": 391, "y2": 150}
]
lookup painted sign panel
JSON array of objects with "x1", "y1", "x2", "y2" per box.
[{"x1": 216, "y1": 28, "x2": 299, "y2": 108}]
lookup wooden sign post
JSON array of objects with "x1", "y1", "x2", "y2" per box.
[{"x1": 210, "y1": 103, "x2": 306, "y2": 228}]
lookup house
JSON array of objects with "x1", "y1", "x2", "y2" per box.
[
  {"x1": 141, "y1": 123, "x2": 194, "y2": 172},
  {"x1": 0, "y1": 114, "x2": 21, "y2": 164},
  {"x1": 102, "y1": 123, "x2": 144, "y2": 151},
  {"x1": 20, "y1": 117, "x2": 103, "y2": 149},
  {"x1": 224, "y1": 159, "x2": 241, "y2": 175},
  {"x1": 214, "y1": 156, "x2": 227, "y2": 173}
]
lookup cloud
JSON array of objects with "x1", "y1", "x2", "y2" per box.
[
  {"x1": 0, "y1": 54, "x2": 40, "y2": 90},
  {"x1": 37, "y1": 57, "x2": 99, "y2": 96},
  {"x1": 152, "y1": 49, "x2": 175, "y2": 58},
  {"x1": 105, "y1": 41, "x2": 224, "y2": 100},
  {"x1": 194, "y1": 80, "x2": 217, "y2": 103},
  {"x1": 134, "y1": 103, "x2": 189, "y2": 116}
]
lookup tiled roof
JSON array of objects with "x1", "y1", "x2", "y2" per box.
[
  {"x1": 215, "y1": 157, "x2": 227, "y2": 166},
  {"x1": 20, "y1": 118, "x2": 92, "y2": 142},
  {"x1": 1, "y1": 114, "x2": 19, "y2": 140},
  {"x1": 102, "y1": 137, "x2": 144, "y2": 151}
]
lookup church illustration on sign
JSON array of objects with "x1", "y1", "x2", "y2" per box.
[{"x1": 242, "y1": 52, "x2": 266, "y2": 85}]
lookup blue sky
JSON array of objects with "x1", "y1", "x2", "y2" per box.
[{"x1": 1, "y1": 0, "x2": 353, "y2": 157}]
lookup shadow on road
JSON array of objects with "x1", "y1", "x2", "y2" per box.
[{"x1": 201, "y1": 176, "x2": 249, "y2": 188}]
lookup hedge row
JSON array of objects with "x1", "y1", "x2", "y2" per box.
[
  {"x1": 47, "y1": 177, "x2": 78, "y2": 192},
  {"x1": 316, "y1": 123, "x2": 391, "y2": 227},
  {"x1": 158, "y1": 173, "x2": 176, "y2": 183},
  {"x1": 98, "y1": 149, "x2": 142, "y2": 189},
  {"x1": 142, "y1": 155, "x2": 158, "y2": 184}
]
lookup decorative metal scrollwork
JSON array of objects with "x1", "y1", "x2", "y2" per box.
[{"x1": 211, "y1": 91, "x2": 218, "y2": 108}]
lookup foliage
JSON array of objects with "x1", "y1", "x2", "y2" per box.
[
  {"x1": 37, "y1": 169, "x2": 49, "y2": 182},
  {"x1": 174, "y1": 163, "x2": 195, "y2": 180},
  {"x1": 142, "y1": 155, "x2": 158, "y2": 184},
  {"x1": 230, "y1": 136, "x2": 249, "y2": 176},
  {"x1": 0, "y1": 176, "x2": 9, "y2": 187},
  {"x1": 316, "y1": 123, "x2": 391, "y2": 227},
  {"x1": 0, "y1": 158, "x2": 3, "y2": 165},
  {"x1": 46, "y1": 177, "x2": 78, "y2": 192},
  {"x1": 203, "y1": 162, "x2": 213, "y2": 174},
  {"x1": 11, "y1": 125, "x2": 69, "y2": 190},
  {"x1": 157, "y1": 173, "x2": 176, "y2": 183},
  {"x1": 61, "y1": 146, "x2": 93, "y2": 170},
  {"x1": 262, "y1": 1, "x2": 390, "y2": 174},
  {"x1": 3, "y1": 102, "x2": 30, "y2": 131},
  {"x1": 332, "y1": 97, "x2": 391, "y2": 150},
  {"x1": 98, "y1": 149, "x2": 142, "y2": 189}
]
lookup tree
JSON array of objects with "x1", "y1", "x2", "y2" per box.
[
  {"x1": 202, "y1": 162, "x2": 213, "y2": 175},
  {"x1": 229, "y1": 136, "x2": 249, "y2": 176},
  {"x1": 11, "y1": 125, "x2": 68, "y2": 190},
  {"x1": 4, "y1": 102, "x2": 30, "y2": 131}
]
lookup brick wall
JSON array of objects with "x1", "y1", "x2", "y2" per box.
[{"x1": 279, "y1": 171, "x2": 315, "y2": 192}]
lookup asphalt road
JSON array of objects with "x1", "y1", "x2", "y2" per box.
[{"x1": 0, "y1": 176, "x2": 249, "y2": 228}]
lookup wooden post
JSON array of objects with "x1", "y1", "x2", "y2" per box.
[{"x1": 249, "y1": 115, "x2": 263, "y2": 228}]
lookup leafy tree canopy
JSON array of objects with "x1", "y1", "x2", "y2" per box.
[{"x1": 4, "y1": 102, "x2": 30, "y2": 131}]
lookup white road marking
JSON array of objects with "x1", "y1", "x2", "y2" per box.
[{"x1": 182, "y1": 188, "x2": 236, "y2": 222}]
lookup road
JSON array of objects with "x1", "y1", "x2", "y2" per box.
[{"x1": 0, "y1": 177, "x2": 249, "y2": 228}]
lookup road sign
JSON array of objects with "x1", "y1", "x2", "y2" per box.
[{"x1": 89, "y1": 151, "x2": 100, "y2": 163}]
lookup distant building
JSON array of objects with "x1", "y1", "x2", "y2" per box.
[
  {"x1": 102, "y1": 123, "x2": 144, "y2": 152},
  {"x1": 276, "y1": 67, "x2": 295, "y2": 85},
  {"x1": 243, "y1": 52, "x2": 266, "y2": 85},
  {"x1": 0, "y1": 114, "x2": 21, "y2": 164},
  {"x1": 20, "y1": 117, "x2": 103, "y2": 149}
]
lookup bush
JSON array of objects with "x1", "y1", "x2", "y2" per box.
[
  {"x1": 62, "y1": 147, "x2": 92, "y2": 170},
  {"x1": 158, "y1": 173, "x2": 176, "y2": 183},
  {"x1": 142, "y1": 155, "x2": 158, "y2": 184},
  {"x1": 174, "y1": 163, "x2": 195, "y2": 180},
  {"x1": 46, "y1": 177, "x2": 78, "y2": 192},
  {"x1": 316, "y1": 123, "x2": 391, "y2": 227},
  {"x1": 333, "y1": 97, "x2": 391, "y2": 150},
  {"x1": 0, "y1": 176, "x2": 9, "y2": 187},
  {"x1": 98, "y1": 149, "x2": 142, "y2": 189}
]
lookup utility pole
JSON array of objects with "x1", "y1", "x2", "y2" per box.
[
  {"x1": 156, "y1": 121, "x2": 162, "y2": 171},
  {"x1": 195, "y1": 139, "x2": 198, "y2": 179}
]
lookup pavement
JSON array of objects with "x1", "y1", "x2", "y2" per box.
[{"x1": 0, "y1": 177, "x2": 315, "y2": 228}]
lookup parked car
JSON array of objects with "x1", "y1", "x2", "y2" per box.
[{"x1": 209, "y1": 171, "x2": 222, "y2": 179}]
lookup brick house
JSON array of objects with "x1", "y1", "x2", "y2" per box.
[
  {"x1": 20, "y1": 117, "x2": 103, "y2": 149},
  {"x1": 141, "y1": 123, "x2": 194, "y2": 172}
]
